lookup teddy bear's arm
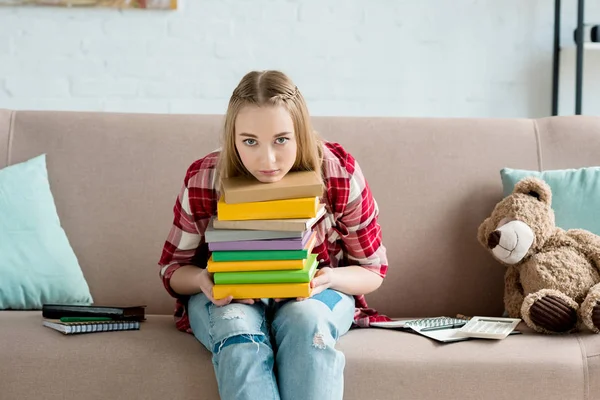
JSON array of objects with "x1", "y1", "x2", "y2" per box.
[
  {"x1": 566, "y1": 229, "x2": 600, "y2": 273},
  {"x1": 504, "y1": 265, "x2": 525, "y2": 318}
]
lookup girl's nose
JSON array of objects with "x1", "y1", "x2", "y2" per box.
[{"x1": 265, "y1": 147, "x2": 276, "y2": 163}]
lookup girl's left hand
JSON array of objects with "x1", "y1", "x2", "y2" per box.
[
  {"x1": 273, "y1": 268, "x2": 336, "y2": 302},
  {"x1": 297, "y1": 267, "x2": 335, "y2": 301}
]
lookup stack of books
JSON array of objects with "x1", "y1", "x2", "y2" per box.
[{"x1": 208, "y1": 171, "x2": 326, "y2": 300}]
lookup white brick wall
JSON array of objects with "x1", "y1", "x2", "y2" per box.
[{"x1": 0, "y1": 0, "x2": 598, "y2": 117}]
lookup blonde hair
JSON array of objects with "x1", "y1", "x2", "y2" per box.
[{"x1": 215, "y1": 70, "x2": 324, "y2": 190}]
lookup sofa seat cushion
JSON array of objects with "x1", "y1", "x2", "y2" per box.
[
  {"x1": 1, "y1": 311, "x2": 598, "y2": 400},
  {"x1": 337, "y1": 326, "x2": 595, "y2": 400},
  {"x1": 0, "y1": 311, "x2": 219, "y2": 400}
]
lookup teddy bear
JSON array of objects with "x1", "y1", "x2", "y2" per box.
[{"x1": 477, "y1": 176, "x2": 600, "y2": 334}]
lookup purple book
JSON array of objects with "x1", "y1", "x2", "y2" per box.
[{"x1": 208, "y1": 230, "x2": 313, "y2": 251}]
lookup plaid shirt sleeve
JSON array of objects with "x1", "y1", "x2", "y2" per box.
[
  {"x1": 325, "y1": 142, "x2": 388, "y2": 278},
  {"x1": 343, "y1": 157, "x2": 388, "y2": 277},
  {"x1": 158, "y1": 155, "x2": 217, "y2": 299}
]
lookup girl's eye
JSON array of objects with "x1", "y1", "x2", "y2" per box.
[
  {"x1": 243, "y1": 139, "x2": 257, "y2": 146},
  {"x1": 275, "y1": 137, "x2": 289, "y2": 144}
]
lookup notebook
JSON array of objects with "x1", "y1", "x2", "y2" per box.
[
  {"x1": 42, "y1": 319, "x2": 141, "y2": 335},
  {"x1": 42, "y1": 303, "x2": 146, "y2": 321}
]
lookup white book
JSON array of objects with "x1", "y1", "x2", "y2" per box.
[{"x1": 204, "y1": 218, "x2": 306, "y2": 242}]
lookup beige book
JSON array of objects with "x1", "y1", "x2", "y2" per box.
[{"x1": 221, "y1": 170, "x2": 323, "y2": 204}]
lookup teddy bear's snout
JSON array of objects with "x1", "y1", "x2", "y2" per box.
[
  {"x1": 487, "y1": 230, "x2": 501, "y2": 249},
  {"x1": 486, "y1": 220, "x2": 535, "y2": 264}
]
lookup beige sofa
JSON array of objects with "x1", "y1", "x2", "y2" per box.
[{"x1": 0, "y1": 109, "x2": 599, "y2": 400}]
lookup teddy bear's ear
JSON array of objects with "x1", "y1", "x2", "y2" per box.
[{"x1": 512, "y1": 177, "x2": 552, "y2": 206}]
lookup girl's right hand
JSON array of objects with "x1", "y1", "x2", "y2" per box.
[{"x1": 198, "y1": 269, "x2": 257, "y2": 306}]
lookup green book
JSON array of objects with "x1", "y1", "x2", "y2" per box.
[
  {"x1": 211, "y1": 248, "x2": 309, "y2": 262},
  {"x1": 213, "y1": 254, "x2": 318, "y2": 285}
]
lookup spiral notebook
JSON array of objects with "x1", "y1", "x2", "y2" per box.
[{"x1": 43, "y1": 319, "x2": 141, "y2": 335}]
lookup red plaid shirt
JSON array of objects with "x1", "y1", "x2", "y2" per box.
[{"x1": 158, "y1": 141, "x2": 390, "y2": 333}]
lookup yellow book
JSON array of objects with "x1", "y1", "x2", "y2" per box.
[
  {"x1": 213, "y1": 282, "x2": 312, "y2": 300},
  {"x1": 217, "y1": 196, "x2": 320, "y2": 221},
  {"x1": 213, "y1": 204, "x2": 326, "y2": 232},
  {"x1": 206, "y1": 257, "x2": 306, "y2": 272}
]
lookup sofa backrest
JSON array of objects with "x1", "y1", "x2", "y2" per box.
[{"x1": 1, "y1": 109, "x2": 599, "y2": 318}]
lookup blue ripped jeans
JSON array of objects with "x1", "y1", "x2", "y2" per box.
[{"x1": 187, "y1": 289, "x2": 355, "y2": 400}]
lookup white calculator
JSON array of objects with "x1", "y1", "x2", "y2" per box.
[{"x1": 456, "y1": 316, "x2": 521, "y2": 339}]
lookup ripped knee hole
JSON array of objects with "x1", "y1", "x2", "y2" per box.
[{"x1": 213, "y1": 333, "x2": 267, "y2": 354}]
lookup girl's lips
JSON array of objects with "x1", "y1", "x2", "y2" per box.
[{"x1": 259, "y1": 169, "x2": 280, "y2": 175}]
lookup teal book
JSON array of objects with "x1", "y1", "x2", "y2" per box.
[
  {"x1": 213, "y1": 254, "x2": 318, "y2": 285},
  {"x1": 211, "y1": 233, "x2": 316, "y2": 262}
]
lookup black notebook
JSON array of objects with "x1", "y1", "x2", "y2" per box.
[{"x1": 42, "y1": 303, "x2": 146, "y2": 321}]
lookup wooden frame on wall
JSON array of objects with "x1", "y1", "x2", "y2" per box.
[{"x1": 0, "y1": 0, "x2": 177, "y2": 10}]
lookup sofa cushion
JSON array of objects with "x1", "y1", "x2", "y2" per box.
[
  {"x1": 0, "y1": 154, "x2": 92, "y2": 309},
  {"x1": 339, "y1": 327, "x2": 593, "y2": 400},
  {"x1": 1, "y1": 311, "x2": 596, "y2": 400},
  {"x1": 501, "y1": 166, "x2": 600, "y2": 235},
  {"x1": 0, "y1": 312, "x2": 220, "y2": 400}
]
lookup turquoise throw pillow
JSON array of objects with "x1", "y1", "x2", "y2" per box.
[
  {"x1": 500, "y1": 167, "x2": 600, "y2": 235},
  {"x1": 0, "y1": 154, "x2": 93, "y2": 309}
]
